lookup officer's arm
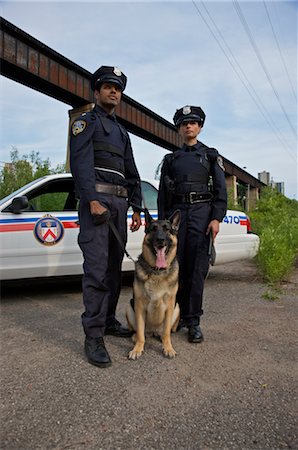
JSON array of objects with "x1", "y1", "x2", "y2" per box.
[
  {"x1": 130, "y1": 211, "x2": 141, "y2": 232},
  {"x1": 206, "y1": 219, "x2": 220, "y2": 241},
  {"x1": 210, "y1": 152, "x2": 228, "y2": 222},
  {"x1": 69, "y1": 115, "x2": 98, "y2": 203},
  {"x1": 123, "y1": 135, "x2": 142, "y2": 212},
  {"x1": 157, "y1": 156, "x2": 172, "y2": 220}
]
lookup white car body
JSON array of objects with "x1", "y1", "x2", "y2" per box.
[{"x1": 0, "y1": 174, "x2": 259, "y2": 280}]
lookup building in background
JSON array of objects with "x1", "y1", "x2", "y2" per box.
[
  {"x1": 258, "y1": 171, "x2": 285, "y2": 195},
  {"x1": 258, "y1": 171, "x2": 270, "y2": 185},
  {"x1": 274, "y1": 182, "x2": 285, "y2": 195}
]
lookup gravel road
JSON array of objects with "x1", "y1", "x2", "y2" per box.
[{"x1": 1, "y1": 260, "x2": 297, "y2": 450}]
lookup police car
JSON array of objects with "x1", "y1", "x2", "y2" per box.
[{"x1": 0, "y1": 174, "x2": 259, "y2": 280}]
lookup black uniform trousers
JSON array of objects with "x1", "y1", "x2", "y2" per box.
[
  {"x1": 170, "y1": 201, "x2": 211, "y2": 326},
  {"x1": 78, "y1": 193, "x2": 128, "y2": 338}
]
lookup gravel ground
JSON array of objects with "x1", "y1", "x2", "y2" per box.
[{"x1": 1, "y1": 260, "x2": 297, "y2": 450}]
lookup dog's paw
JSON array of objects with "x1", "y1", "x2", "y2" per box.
[
  {"x1": 128, "y1": 349, "x2": 144, "y2": 360},
  {"x1": 163, "y1": 346, "x2": 177, "y2": 358}
]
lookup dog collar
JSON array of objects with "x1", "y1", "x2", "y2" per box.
[{"x1": 138, "y1": 255, "x2": 168, "y2": 274}]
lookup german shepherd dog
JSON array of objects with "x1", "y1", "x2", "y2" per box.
[{"x1": 126, "y1": 210, "x2": 180, "y2": 360}]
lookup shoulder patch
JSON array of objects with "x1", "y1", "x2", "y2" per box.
[
  {"x1": 217, "y1": 156, "x2": 225, "y2": 171},
  {"x1": 72, "y1": 120, "x2": 87, "y2": 136}
]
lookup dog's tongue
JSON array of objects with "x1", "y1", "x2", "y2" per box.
[{"x1": 155, "y1": 247, "x2": 167, "y2": 269}]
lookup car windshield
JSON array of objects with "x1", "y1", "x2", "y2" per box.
[{"x1": 0, "y1": 177, "x2": 47, "y2": 206}]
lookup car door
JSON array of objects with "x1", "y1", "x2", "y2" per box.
[{"x1": 0, "y1": 176, "x2": 82, "y2": 280}]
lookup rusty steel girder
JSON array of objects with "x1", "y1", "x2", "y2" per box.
[{"x1": 0, "y1": 16, "x2": 264, "y2": 190}]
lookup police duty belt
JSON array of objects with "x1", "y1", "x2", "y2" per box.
[
  {"x1": 95, "y1": 183, "x2": 128, "y2": 198},
  {"x1": 173, "y1": 192, "x2": 213, "y2": 204}
]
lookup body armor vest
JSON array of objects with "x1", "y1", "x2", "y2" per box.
[
  {"x1": 170, "y1": 146, "x2": 212, "y2": 194},
  {"x1": 92, "y1": 110, "x2": 127, "y2": 175}
]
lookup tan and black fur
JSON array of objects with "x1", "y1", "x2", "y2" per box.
[{"x1": 126, "y1": 210, "x2": 180, "y2": 360}]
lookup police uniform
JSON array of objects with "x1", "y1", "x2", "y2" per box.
[
  {"x1": 158, "y1": 106, "x2": 227, "y2": 340},
  {"x1": 70, "y1": 66, "x2": 142, "y2": 359}
]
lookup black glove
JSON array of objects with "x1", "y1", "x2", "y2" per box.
[{"x1": 92, "y1": 210, "x2": 111, "y2": 226}]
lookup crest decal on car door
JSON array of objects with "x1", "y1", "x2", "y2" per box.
[{"x1": 34, "y1": 214, "x2": 64, "y2": 246}]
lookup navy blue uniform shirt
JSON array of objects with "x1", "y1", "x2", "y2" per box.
[
  {"x1": 158, "y1": 141, "x2": 227, "y2": 221},
  {"x1": 70, "y1": 104, "x2": 142, "y2": 211}
]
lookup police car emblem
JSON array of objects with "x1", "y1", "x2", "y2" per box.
[
  {"x1": 217, "y1": 156, "x2": 225, "y2": 171},
  {"x1": 34, "y1": 214, "x2": 64, "y2": 246},
  {"x1": 183, "y1": 106, "x2": 191, "y2": 115},
  {"x1": 72, "y1": 120, "x2": 87, "y2": 136},
  {"x1": 113, "y1": 67, "x2": 122, "y2": 76}
]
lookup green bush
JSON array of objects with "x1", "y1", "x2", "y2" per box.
[{"x1": 250, "y1": 187, "x2": 298, "y2": 284}]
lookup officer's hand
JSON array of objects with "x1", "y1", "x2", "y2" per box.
[
  {"x1": 90, "y1": 200, "x2": 110, "y2": 225},
  {"x1": 206, "y1": 219, "x2": 220, "y2": 241},
  {"x1": 130, "y1": 212, "x2": 141, "y2": 232}
]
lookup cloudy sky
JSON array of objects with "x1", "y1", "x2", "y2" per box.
[{"x1": 1, "y1": 0, "x2": 297, "y2": 199}]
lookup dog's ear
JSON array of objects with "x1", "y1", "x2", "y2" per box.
[
  {"x1": 169, "y1": 209, "x2": 180, "y2": 233},
  {"x1": 144, "y1": 208, "x2": 154, "y2": 233}
]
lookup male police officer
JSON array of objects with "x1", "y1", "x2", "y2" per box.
[
  {"x1": 158, "y1": 105, "x2": 227, "y2": 343},
  {"x1": 70, "y1": 66, "x2": 142, "y2": 368}
]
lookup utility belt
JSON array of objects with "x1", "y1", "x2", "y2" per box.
[
  {"x1": 95, "y1": 183, "x2": 128, "y2": 198},
  {"x1": 173, "y1": 192, "x2": 213, "y2": 204}
]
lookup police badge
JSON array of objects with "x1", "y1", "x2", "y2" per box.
[
  {"x1": 113, "y1": 67, "x2": 122, "y2": 76},
  {"x1": 183, "y1": 106, "x2": 191, "y2": 115},
  {"x1": 72, "y1": 120, "x2": 87, "y2": 136}
]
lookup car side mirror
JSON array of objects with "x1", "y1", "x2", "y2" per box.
[{"x1": 10, "y1": 196, "x2": 29, "y2": 214}]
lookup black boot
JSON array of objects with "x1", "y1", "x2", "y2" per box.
[
  {"x1": 85, "y1": 336, "x2": 112, "y2": 367},
  {"x1": 105, "y1": 318, "x2": 133, "y2": 337},
  {"x1": 188, "y1": 325, "x2": 204, "y2": 343},
  {"x1": 176, "y1": 318, "x2": 187, "y2": 332}
]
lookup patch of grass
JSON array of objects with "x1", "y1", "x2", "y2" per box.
[
  {"x1": 262, "y1": 288, "x2": 280, "y2": 301},
  {"x1": 250, "y1": 187, "x2": 298, "y2": 285}
]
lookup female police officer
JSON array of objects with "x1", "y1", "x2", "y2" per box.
[
  {"x1": 158, "y1": 106, "x2": 227, "y2": 343},
  {"x1": 70, "y1": 66, "x2": 142, "y2": 367}
]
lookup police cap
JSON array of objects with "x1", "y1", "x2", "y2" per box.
[
  {"x1": 173, "y1": 105, "x2": 206, "y2": 128},
  {"x1": 91, "y1": 66, "x2": 127, "y2": 92}
]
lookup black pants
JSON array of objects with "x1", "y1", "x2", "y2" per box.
[
  {"x1": 78, "y1": 194, "x2": 128, "y2": 337},
  {"x1": 170, "y1": 202, "x2": 211, "y2": 326}
]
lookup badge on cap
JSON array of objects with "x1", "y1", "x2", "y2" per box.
[
  {"x1": 113, "y1": 67, "x2": 122, "y2": 76},
  {"x1": 72, "y1": 120, "x2": 87, "y2": 136},
  {"x1": 183, "y1": 106, "x2": 191, "y2": 115}
]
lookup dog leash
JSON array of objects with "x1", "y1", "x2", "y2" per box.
[
  {"x1": 108, "y1": 219, "x2": 136, "y2": 264},
  {"x1": 108, "y1": 194, "x2": 153, "y2": 263}
]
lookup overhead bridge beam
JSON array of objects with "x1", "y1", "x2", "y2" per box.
[
  {"x1": 0, "y1": 16, "x2": 181, "y2": 153},
  {"x1": 0, "y1": 16, "x2": 264, "y2": 192}
]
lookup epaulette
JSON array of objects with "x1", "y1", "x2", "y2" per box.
[
  {"x1": 165, "y1": 152, "x2": 175, "y2": 160},
  {"x1": 79, "y1": 111, "x2": 96, "y2": 122},
  {"x1": 206, "y1": 147, "x2": 219, "y2": 161}
]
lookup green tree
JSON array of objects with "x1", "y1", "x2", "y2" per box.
[{"x1": 0, "y1": 147, "x2": 66, "y2": 199}]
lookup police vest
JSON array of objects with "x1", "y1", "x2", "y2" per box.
[
  {"x1": 169, "y1": 144, "x2": 218, "y2": 194},
  {"x1": 91, "y1": 110, "x2": 128, "y2": 176}
]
